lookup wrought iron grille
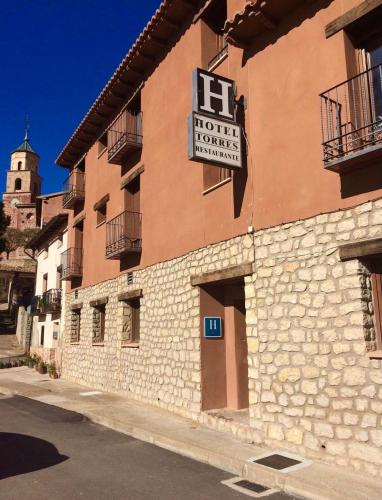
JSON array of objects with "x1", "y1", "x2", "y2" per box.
[
  {"x1": 107, "y1": 110, "x2": 142, "y2": 163},
  {"x1": 31, "y1": 289, "x2": 62, "y2": 314},
  {"x1": 106, "y1": 210, "x2": 142, "y2": 259},
  {"x1": 320, "y1": 64, "x2": 382, "y2": 164},
  {"x1": 42, "y1": 289, "x2": 62, "y2": 313},
  {"x1": 63, "y1": 170, "x2": 85, "y2": 208},
  {"x1": 61, "y1": 247, "x2": 83, "y2": 279}
]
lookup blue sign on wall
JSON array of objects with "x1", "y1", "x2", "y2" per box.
[{"x1": 204, "y1": 317, "x2": 223, "y2": 339}]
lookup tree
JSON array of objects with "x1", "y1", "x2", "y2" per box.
[
  {"x1": 0, "y1": 202, "x2": 10, "y2": 255},
  {"x1": 3, "y1": 228, "x2": 23, "y2": 259},
  {"x1": 2, "y1": 227, "x2": 39, "y2": 259}
]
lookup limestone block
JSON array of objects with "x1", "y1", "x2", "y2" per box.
[
  {"x1": 301, "y1": 380, "x2": 318, "y2": 395},
  {"x1": 268, "y1": 424, "x2": 284, "y2": 440},
  {"x1": 314, "y1": 422, "x2": 334, "y2": 438},
  {"x1": 370, "y1": 430, "x2": 382, "y2": 447},
  {"x1": 343, "y1": 367, "x2": 366, "y2": 386},
  {"x1": 290, "y1": 305, "x2": 306, "y2": 317},
  {"x1": 326, "y1": 440, "x2": 346, "y2": 455},
  {"x1": 278, "y1": 367, "x2": 301, "y2": 382},
  {"x1": 344, "y1": 413, "x2": 359, "y2": 425},
  {"x1": 361, "y1": 414, "x2": 377, "y2": 428},
  {"x1": 286, "y1": 427, "x2": 304, "y2": 445},
  {"x1": 348, "y1": 442, "x2": 382, "y2": 465},
  {"x1": 302, "y1": 366, "x2": 320, "y2": 379}
]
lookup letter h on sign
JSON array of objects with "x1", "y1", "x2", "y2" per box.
[{"x1": 193, "y1": 68, "x2": 235, "y2": 122}]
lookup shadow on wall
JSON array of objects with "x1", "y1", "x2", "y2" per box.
[
  {"x1": 242, "y1": 0, "x2": 334, "y2": 65},
  {"x1": 233, "y1": 95, "x2": 248, "y2": 219},
  {"x1": 120, "y1": 252, "x2": 141, "y2": 272},
  {"x1": 0, "y1": 432, "x2": 68, "y2": 479},
  {"x1": 340, "y1": 161, "x2": 382, "y2": 198}
]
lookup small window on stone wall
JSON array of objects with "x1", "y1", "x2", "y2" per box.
[
  {"x1": 121, "y1": 298, "x2": 140, "y2": 345},
  {"x1": 92, "y1": 304, "x2": 106, "y2": 344},
  {"x1": 71, "y1": 308, "x2": 81, "y2": 343},
  {"x1": 367, "y1": 257, "x2": 382, "y2": 352}
]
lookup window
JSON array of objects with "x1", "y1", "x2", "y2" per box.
[
  {"x1": 121, "y1": 298, "x2": 140, "y2": 345},
  {"x1": 40, "y1": 325, "x2": 45, "y2": 346},
  {"x1": 92, "y1": 304, "x2": 106, "y2": 343},
  {"x1": 17, "y1": 161, "x2": 22, "y2": 170},
  {"x1": 98, "y1": 133, "x2": 107, "y2": 155},
  {"x1": 369, "y1": 258, "x2": 382, "y2": 352},
  {"x1": 71, "y1": 308, "x2": 81, "y2": 343},
  {"x1": 124, "y1": 176, "x2": 140, "y2": 213},
  {"x1": 203, "y1": 165, "x2": 231, "y2": 192},
  {"x1": 42, "y1": 274, "x2": 48, "y2": 294},
  {"x1": 14, "y1": 178, "x2": 22, "y2": 191},
  {"x1": 96, "y1": 203, "x2": 107, "y2": 225},
  {"x1": 201, "y1": 0, "x2": 228, "y2": 71},
  {"x1": 56, "y1": 267, "x2": 62, "y2": 289}
]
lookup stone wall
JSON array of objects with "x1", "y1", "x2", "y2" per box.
[
  {"x1": 247, "y1": 198, "x2": 382, "y2": 476},
  {"x1": 62, "y1": 234, "x2": 254, "y2": 418},
  {"x1": 61, "y1": 197, "x2": 382, "y2": 477}
]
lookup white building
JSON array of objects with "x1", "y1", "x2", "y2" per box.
[{"x1": 28, "y1": 210, "x2": 68, "y2": 368}]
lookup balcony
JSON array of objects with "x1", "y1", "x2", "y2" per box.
[
  {"x1": 31, "y1": 289, "x2": 62, "y2": 315},
  {"x1": 63, "y1": 170, "x2": 85, "y2": 208},
  {"x1": 61, "y1": 247, "x2": 83, "y2": 280},
  {"x1": 107, "y1": 110, "x2": 142, "y2": 164},
  {"x1": 320, "y1": 64, "x2": 382, "y2": 172},
  {"x1": 106, "y1": 211, "x2": 142, "y2": 259}
]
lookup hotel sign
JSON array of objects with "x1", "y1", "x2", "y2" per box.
[{"x1": 188, "y1": 68, "x2": 243, "y2": 169}]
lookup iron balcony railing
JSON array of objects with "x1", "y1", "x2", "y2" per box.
[
  {"x1": 320, "y1": 63, "x2": 382, "y2": 168},
  {"x1": 31, "y1": 289, "x2": 62, "y2": 315},
  {"x1": 61, "y1": 247, "x2": 83, "y2": 280},
  {"x1": 107, "y1": 110, "x2": 142, "y2": 164},
  {"x1": 106, "y1": 210, "x2": 142, "y2": 259},
  {"x1": 43, "y1": 288, "x2": 62, "y2": 313},
  {"x1": 63, "y1": 170, "x2": 85, "y2": 208}
]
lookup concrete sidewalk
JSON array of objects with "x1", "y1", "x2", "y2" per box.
[{"x1": 0, "y1": 367, "x2": 380, "y2": 500}]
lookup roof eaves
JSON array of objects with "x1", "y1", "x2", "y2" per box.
[
  {"x1": 55, "y1": 0, "x2": 206, "y2": 168},
  {"x1": 27, "y1": 213, "x2": 68, "y2": 250}
]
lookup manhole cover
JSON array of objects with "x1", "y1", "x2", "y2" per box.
[{"x1": 222, "y1": 477, "x2": 279, "y2": 498}]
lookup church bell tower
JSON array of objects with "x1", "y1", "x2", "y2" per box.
[{"x1": 2, "y1": 129, "x2": 41, "y2": 231}]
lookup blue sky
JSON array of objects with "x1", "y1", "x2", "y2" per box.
[{"x1": 0, "y1": 0, "x2": 161, "y2": 195}]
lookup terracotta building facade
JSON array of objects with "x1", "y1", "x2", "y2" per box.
[{"x1": 56, "y1": 0, "x2": 382, "y2": 476}]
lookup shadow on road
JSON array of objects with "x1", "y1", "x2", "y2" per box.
[{"x1": 0, "y1": 432, "x2": 68, "y2": 480}]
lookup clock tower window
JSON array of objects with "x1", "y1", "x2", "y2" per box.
[{"x1": 14, "y1": 178, "x2": 22, "y2": 191}]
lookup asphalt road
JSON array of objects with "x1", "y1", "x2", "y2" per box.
[{"x1": 0, "y1": 394, "x2": 295, "y2": 500}]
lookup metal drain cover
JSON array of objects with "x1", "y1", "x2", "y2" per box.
[
  {"x1": 253, "y1": 453, "x2": 300, "y2": 470},
  {"x1": 235, "y1": 480, "x2": 269, "y2": 493},
  {"x1": 222, "y1": 477, "x2": 279, "y2": 498},
  {"x1": 249, "y1": 450, "x2": 313, "y2": 474}
]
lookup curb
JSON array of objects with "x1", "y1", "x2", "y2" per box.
[{"x1": 1, "y1": 382, "x2": 381, "y2": 500}]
